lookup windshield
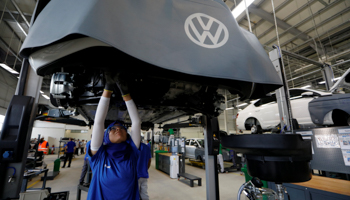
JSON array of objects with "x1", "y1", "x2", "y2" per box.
[{"x1": 197, "y1": 139, "x2": 205, "y2": 148}]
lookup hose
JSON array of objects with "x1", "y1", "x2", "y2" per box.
[{"x1": 237, "y1": 182, "x2": 249, "y2": 200}]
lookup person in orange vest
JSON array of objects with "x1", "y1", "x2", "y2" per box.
[{"x1": 38, "y1": 137, "x2": 49, "y2": 155}]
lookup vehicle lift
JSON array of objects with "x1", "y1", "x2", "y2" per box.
[
  {"x1": 162, "y1": 116, "x2": 221, "y2": 199},
  {"x1": 0, "y1": 2, "x2": 221, "y2": 199},
  {"x1": 0, "y1": 1, "x2": 51, "y2": 199}
]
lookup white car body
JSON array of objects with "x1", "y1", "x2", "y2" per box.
[{"x1": 236, "y1": 88, "x2": 331, "y2": 132}]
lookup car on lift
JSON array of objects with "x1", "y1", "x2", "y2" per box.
[
  {"x1": 18, "y1": 0, "x2": 282, "y2": 131},
  {"x1": 236, "y1": 88, "x2": 331, "y2": 134},
  {"x1": 309, "y1": 68, "x2": 350, "y2": 126}
]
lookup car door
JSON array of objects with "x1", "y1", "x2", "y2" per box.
[
  {"x1": 186, "y1": 139, "x2": 196, "y2": 159},
  {"x1": 289, "y1": 89, "x2": 315, "y2": 125},
  {"x1": 252, "y1": 95, "x2": 279, "y2": 129}
]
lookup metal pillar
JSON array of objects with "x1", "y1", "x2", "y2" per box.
[
  {"x1": 151, "y1": 128, "x2": 154, "y2": 158},
  {"x1": 203, "y1": 116, "x2": 220, "y2": 200},
  {"x1": 223, "y1": 90, "x2": 228, "y2": 133},
  {"x1": 321, "y1": 64, "x2": 334, "y2": 91},
  {"x1": 269, "y1": 47, "x2": 293, "y2": 132},
  {"x1": 0, "y1": 0, "x2": 49, "y2": 198},
  {"x1": 0, "y1": 62, "x2": 43, "y2": 199}
]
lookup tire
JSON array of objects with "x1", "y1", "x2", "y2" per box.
[{"x1": 251, "y1": 125, "x2": 262, "y2": 134}]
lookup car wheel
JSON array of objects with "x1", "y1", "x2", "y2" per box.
[{"x1": 251, "y1": 125, "x2": 262, "y2": 134}]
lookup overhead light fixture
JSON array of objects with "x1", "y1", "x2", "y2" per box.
[
  {"x1": 301, "y1": 85, "x2": 311, "y2": 89},
  {"x1": 232, "y1": 0, "x2": 255, "y2": 19},
  {"x1": 40, "y1": 91, "x2": 44, "y2": 94},
  {"x1": 294, "y1": 64, "x2": 313, "y2": 72},
  {"x1": 42, "y1": 94, "x2": 50, "y2": 100},
  {"x1": 237, "y1": 103, "x2": 248, "y2": 107},
  {"x1": 226, "y1": 107, "x2": 234, "y2": 110},
  {"x1": 0, "y1": 63, "x2": 19, "y2": 74},
  {"x1": 318, "y1": 77, "x2": 341, "y2": 84}
]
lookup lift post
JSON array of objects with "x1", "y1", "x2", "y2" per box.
[
  {"x1": 0, "y1": 0, "x2": 50, "y2": 198},
  {"x1": 162, "y1": 115, "x2": 220, "y2": 200},
  {"x1": 269, "y1": 47, "x2": 293, "y2": 132}
]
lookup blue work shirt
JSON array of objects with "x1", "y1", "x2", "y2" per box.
[
  {"x1": 66, "y1": 141, "x2": 76, "y2": 153},
  {"x1": 84, "y1": 141, "x2": 91, "y2": 161},
  {"x1": 137, "y1": 143, "x2": 152, "y2": 179},
  {"x1": 87, "y1": 136, "x2": 140, "y2": 200}
]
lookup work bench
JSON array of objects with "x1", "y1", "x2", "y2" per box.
[{"x1": 268, "y1": 175, "x2": 350, "y2": 200}]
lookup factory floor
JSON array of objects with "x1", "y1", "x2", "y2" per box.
[{"x1": 26, "y1": 154, "x2": 246, "y2": 200}]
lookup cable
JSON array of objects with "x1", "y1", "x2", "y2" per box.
[
  {"x1": 7, "y1": 167, "x2": 16, "y2": 176},
  {"x1": 271, "y1": 0, "x2": 294, "y2": 134},
  {"x1": 307, "y1": 0, "x2": 326, "y2": 61},
  {"x1": 243, "y1": 0, "x2": 252, "y2": 32}
]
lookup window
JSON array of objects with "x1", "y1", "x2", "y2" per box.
[
  {"x1": 192, "y1": 140, "x2": 198, "y2": 147},
  {"x1": 289, "y1": 89, "x2": 305, "y2": 98},
  {"x1": 197, "y1": 139, "x2": 205, "y2": 148},
  {"x1": 185, "y1": 140, "x2": 190, "y2": 146},
  {"x1": 254, "y1": 95, "x2": 276, "y2": 107}
]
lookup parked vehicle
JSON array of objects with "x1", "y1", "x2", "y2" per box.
[
  {"x1": 236, "y1": 88, "x2": 331, "y2": 133},
  {"x1": 185, "y1": 138, "x2": 204, "y2": 160},
  {"x1": 185, "y1": 138, "x2": 231, "y2": 162}
]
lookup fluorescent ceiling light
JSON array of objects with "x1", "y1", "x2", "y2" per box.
[
  {"x1": 294, "y1": 64, "x2": 313, "y2": 72},
  {"x1": 301, "y1": 85, "x2": 311, "y2": 89},
  {"x1": 237, "y1": 103, "x2": 248, "y2": 107},
  {"x1": 0, "y1": 63, "x2": 19, "y2": 74},
  {"x1": 232, "y1": 0, "x2": 255, "y2": 19},
  {"x1": 226, "y1": 107, "x2": 234, "y2": 110},
  {"x1": 40, "y1": 91, "x2": 44, "y2": 94},
  {"x1": 42, "y1": 94, "x2": 50, "y2": 100},
  {"x1": 318, "y1": 77, "x2": 341, "y2": 84}
]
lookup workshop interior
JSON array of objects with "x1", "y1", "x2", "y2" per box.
[{"x1": 0, "y1": 0, "x2": 350, "y2": 200}]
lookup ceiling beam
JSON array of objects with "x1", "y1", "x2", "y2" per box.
[{"x1": 249, "y1": 4, "x2": 309, "y2": 41}]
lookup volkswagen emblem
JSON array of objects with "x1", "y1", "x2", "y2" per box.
[{"x1": 184, "y1": 13, "x2": 229, "y2": 49}]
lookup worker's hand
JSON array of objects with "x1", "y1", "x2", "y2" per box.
[
  {"x1": 104, "y1": 71, "x2": 129, "y2": 97},
  {"x1": 115, "y1": 76, "x2": 129, "y2": 97},
  {"x1": 104, "y1": 71, "x2": 116, "y2": 92}
]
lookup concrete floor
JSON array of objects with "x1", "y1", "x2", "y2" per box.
[{"x1": 27, "y1": 154, "x2": 247, "y2": 200}]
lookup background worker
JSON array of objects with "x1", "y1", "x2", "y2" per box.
[
  {"x1": 217, "y1": 143, "x2": 225, "y2": 173},
  {"x1": 38, "y1": 137, "x2": 49, "y2": 155},
  {"x1": 62, "y1": 138, "x2": 76, "y2": 168},
  {"x1": 79, "y1": 139, "x2": 91, "y2": 186},
  {"x1": 137, "y1": 143, "x2": 152, "y2": 200}
]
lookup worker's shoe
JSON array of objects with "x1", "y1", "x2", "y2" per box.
[
  {"x1": 62, "y1": 166, "x2": 65, "y2": 168},
  {"x1": 83, "y1": 183, "x2": 90, "y2": 187}
]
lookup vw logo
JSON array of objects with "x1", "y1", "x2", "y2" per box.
[{"x1": 184, "y1": 13, "x2": 229, "y2": 49}]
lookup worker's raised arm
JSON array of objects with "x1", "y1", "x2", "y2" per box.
[
  {"x1": 116, "y1": 73, "x2": 141, "y2": 149},
  {"x1": 123, "y1": 94, "x2": 141, "y2": 149},
  {"x1": 90, "y1": 75, "x2": 113, "y2": 156}
]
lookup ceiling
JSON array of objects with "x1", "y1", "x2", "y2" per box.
[{"x1": 0, "y1": 0, "x2": 349, "y2": 103}]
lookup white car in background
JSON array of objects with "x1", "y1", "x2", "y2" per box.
[{"x1": 236, "y1": 88, "x2": 331, "y2": 133}]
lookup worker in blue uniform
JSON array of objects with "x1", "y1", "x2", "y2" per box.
[
  {"x1": 137, "y1": 143, "x2": 152, "y2": 200},
  {"x1": 87, "y1": 73, "x2": 141, "y2": 200}
]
